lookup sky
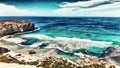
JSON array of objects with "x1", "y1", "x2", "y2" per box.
[{"x1": 0, "y1": 0, "x2": 120, "y2": 17}]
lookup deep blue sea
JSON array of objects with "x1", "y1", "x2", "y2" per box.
[{"x1": 0, "y1": 16, "x2": 120, "y2": 56}]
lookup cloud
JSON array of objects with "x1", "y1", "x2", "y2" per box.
[
  {"x1": 54, "y1": 0, "x2": 120, "y2": 16},
  {"x1": 0, "y1": 3, "x2": 36, "y2": 16},
  {"x1": 59, "y1": 0, "x2": 120, "y2": 8}
]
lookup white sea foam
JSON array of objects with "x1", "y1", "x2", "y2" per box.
[
  {"x1": 29, "y1": 42, "x2": 45, "y2": 48},
  {"x1": 20, "y1": 34, "x2": 113, "y2": 52},
  {"x1": 20, "y1": 34, "x2": 54, "y2": 41},
  {"x1": 2, "y1": 37, "x2": 27, "y2": 44}
]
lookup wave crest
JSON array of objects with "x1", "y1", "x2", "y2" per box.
[{"x1": 20, "y1": 34, "x2": 112, "y2": 52}]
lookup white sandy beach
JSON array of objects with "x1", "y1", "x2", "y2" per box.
[{"x1": 0, "y1": 62, "x2": 36, "y2": 68}]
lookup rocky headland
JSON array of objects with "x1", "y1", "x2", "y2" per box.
[{"x1": 0, "y1": 20, "x2": 34, "y2": 37}]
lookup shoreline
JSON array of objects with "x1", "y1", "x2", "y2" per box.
[
  {"x1": 0, "y1": 19, "x2": 119, "y2": 68},
  {"x1": 0, "y1": 33, "x2": 120, "y2": 67},
  {"x1": 0, "y1": 46, "x2": 118, "y2": 68}
]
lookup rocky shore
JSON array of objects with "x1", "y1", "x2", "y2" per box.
[
  {"x1": 0, "y1": 46, "x2": 117, "y2": 68},
  {"x1": 0, "y1": 20, "x2": 34, "y2": 37},
  {"x1": 0, "y1": 20, "x2": 119, "y2": 68}
]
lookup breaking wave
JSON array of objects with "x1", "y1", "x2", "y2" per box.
[{"x1": 19, "y1": 34, "x2": 112, "y2": 55}]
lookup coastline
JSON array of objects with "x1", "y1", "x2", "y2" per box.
[
  {"x1": 0, "y1": 34, "x2": 119, "y2": 68},
  {"x1": 0, "y1": 19, "x2": 119, "y2": 68}
]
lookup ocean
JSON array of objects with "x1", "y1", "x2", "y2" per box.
[{"x1": 0, "y1": 16, "x2": 120, "y2": 57}]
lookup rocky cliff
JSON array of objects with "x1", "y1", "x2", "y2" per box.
[{"x1": 0, "y1": 20, "x2": 34, "y2": 37}]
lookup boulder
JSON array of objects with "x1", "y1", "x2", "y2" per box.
[
  {"x1": 0, "y1": 47, "x2": 10, "y2": 55},
  {"x1": 28, "y1": 50, "x2": 36, "y2": 54},
  {"x1": 0, "y1": 20, "x2": 34, "y2": 37}
]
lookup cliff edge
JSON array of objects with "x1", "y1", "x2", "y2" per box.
[{"x1": 0, "y1": 20, "x2": 34, "y2": 37}]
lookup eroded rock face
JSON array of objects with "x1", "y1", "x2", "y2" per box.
[
  {"x1": 100, "y1": 46, "x2": 120, "y2": 66},
  {"x1": 0, "y1": 20, "x2": 34, "y2": 37},
  {"x1": 100, "y1": 47, "x2": 120, "y2": 58}
]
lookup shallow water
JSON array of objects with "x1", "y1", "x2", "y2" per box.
[{"x1": 0, "y1": 16, "x2": 120, "y2": 57}]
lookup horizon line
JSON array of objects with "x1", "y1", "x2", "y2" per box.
[{"x1": 0, "y1": 16, "x2": 120, "y2": 18}]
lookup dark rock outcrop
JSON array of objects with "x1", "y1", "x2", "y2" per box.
[
  {"x1": 0, "y1": 20, "x2": 34, "y2": 37},
  {"x1": 100, "y1": 47, "x2": 120, "y2": 58},
  {"x1": 0, "y1": 47, "x2": 10, "y2": 55},
  {"x1": 100, "y1": 46, "x2": 120, "y2": 66},
  {"x1": 28, "y1": 50, "x2": 36, "y2": 54}
]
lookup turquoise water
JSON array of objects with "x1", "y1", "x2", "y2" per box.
[{"x1": 0, "y1": 17, "x2": 120, "y2": 56}]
